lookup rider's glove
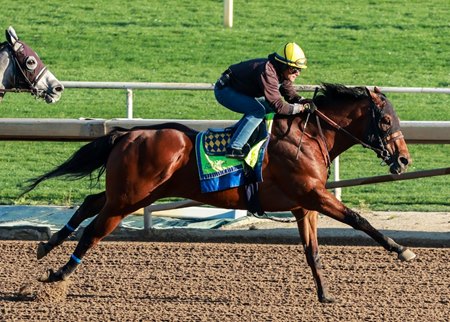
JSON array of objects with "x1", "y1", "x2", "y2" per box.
[
  {"x1": 299, "y1": 99, "x2": 317, "y2": 113},
  {"x1": 292, "y1": 99, "x2": 317, "y2": 114}
]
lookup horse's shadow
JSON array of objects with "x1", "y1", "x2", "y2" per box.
[{"x1": 0, "y1": 291, "x2": 35, "y2": 302}]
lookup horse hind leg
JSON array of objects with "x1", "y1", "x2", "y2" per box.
[
  {"x1": 39, "y1": 204, "x2": 125, "y2": 283},
  {"x1": 293, "y1": 208, "x2": 335, "y2": 303},
  {"x1": 37, "y1": 192, "x2": 106, "y2": 260}
]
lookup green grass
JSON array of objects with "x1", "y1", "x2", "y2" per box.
[{"x1": 0, "y1": 0, "x2": 448, "y2": 211}]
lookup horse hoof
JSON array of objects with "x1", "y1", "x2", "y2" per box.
[
  {"x1": 37, "y1": 242, "x2": 48, "y2": 260},
  {"x1": 38, "y1": 269, "x2": 63, "y2": 283},
  {"x1": 319, "y1": 295, "x2": 335, "y2": 303},
  {"x1": 398, "y1": 248, "x2": 416, "y2": 261},
  {"x1": 38, "y1": 269, "x2": 52, "y2": 282}
]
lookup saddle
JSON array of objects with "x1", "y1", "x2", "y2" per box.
[{"x1": 202, "y1": 118, "x2": 270, "y2": 157}]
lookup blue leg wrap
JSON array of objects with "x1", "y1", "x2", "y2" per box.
[{"x1": 70, "y1": 254, "x2": 82, "y2": 264}]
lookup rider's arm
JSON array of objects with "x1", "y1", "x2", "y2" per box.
[{"x1": 261, "y1": 65, "x2": 302, "y2": 115}]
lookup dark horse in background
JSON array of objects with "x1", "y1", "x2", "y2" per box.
[
  {"x1": 0, "y1": 26, "x2": 63, "y2": 103},
  {"x1": 22, "y1": 83, "x2": 415, "y2": 303}
]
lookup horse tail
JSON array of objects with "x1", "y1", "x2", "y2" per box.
[{"x1": 20, "y1": 129, "x2": 128, "y2": 196}]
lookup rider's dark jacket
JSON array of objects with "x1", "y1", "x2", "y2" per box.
[{"x1": 225, "y1": 54, "x2": 303, "y2": 115}]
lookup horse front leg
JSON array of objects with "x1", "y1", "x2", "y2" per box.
[
  {"x1": 341, "y1": 206, "x2": 416, "y2": 261},
  {"x1": 39, "y1": 204, "x2": 123, "y2": 283},
  {"x1": 37, "y1": 192, "x2": 106, "y2": 260},
  {"x1": 308, "y1": 188, "x2": 416, "y2": 261},
  {"x1": 293, "y1": 208, "x2": 335, "y2": 303}
]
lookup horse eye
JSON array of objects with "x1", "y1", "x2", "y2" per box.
[
  {"x1": 25, "y1": 56, "x2": 38, "y2": 71},
  {"x1": 380, "y1": 116, "x2": 391, "y2": 132}
]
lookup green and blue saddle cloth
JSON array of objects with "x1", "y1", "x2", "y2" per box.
[{"x1": 195, "y1": 113, "x2": 274, "y2": 193}]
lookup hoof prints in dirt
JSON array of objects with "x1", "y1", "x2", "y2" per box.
[
  {"x1": 1, "y1": 241, "x2": 449, "y2": 321},
  {"x1": 13, "y1": 280, "x2": 70, "y2": 303}
]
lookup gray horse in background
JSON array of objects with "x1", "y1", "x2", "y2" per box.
[{"x1": 0, "y1": 26, "x2": 63, "y2": 103}]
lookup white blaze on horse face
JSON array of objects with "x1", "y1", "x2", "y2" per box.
[
  {"x1": 0, "y1": 51, "x2": 13, "y2": 88},
  {"x1": 35, "y1": 69, "x2": 64, "y2": 103}
]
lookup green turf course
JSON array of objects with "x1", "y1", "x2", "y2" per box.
[{"x1": 0, "y1": 0, "x2": 448, "y2": 211}]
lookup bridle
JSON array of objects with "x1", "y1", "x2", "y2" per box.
[
  {"x1": 0, "y1": 41, "x2": 48, "y2": 96},
  {"x1": 312, "y1": 87, "x2": 403, "y2": 166}
]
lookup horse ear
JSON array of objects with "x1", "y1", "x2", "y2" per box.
[
  {"x1": 368, "y1": 88, "x2": 377, "y2": 100},
  {"x1": 5, "y1": 26, "x2": 20, "y2": 48},
  {"x1": 369, "y1": 87, "x2": 385, "y2": 108},
  {"x1": 374, "y1": 86, "x2": 382, "y2": 93}
]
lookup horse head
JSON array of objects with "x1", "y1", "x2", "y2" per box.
[
  {"x1": 365, "y1": 86, "x2": 411, "y2": 174},
  {"x1": 313, "y1": 83, "x2": 411, "y2": 175},
  {"x1": 0, "y1": 26, "x2": 64, "y2": 103}
]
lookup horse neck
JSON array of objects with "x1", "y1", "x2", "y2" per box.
[{"x1": 312, "y1": 100, "x2": 370, "y2": 161}]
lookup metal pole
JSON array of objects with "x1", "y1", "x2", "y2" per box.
[
  {"x1": 143, "y1": 200, "x2": 202, "y2": 233},
  {"x1": 333, "y1": 156, "x2": 342, "y2": 200},
  {"x1": 326, "y1": 167, "x2": 450, "y2": 189},
  {"x1": 126, "y1": 89, "x2": 133, "y2": 119},
  {"x1": 224, "y1": 0, "x2": 233, "y2": 28},
  {"x1": 144, "y1": 207, "x2": 152, "y2": 233}
]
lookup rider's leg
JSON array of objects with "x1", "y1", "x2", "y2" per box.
[
  {"x1": 229, "y1": 114, "x2": 263, "y2": 150},
  {"x1": 214, "y1": 85, "x2": 267, "y2": 157}
]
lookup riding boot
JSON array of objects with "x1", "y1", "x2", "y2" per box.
[
  {"x1": 227, "y1": 115, "x2": 262, "y2": 159},
  {"x1": 226, "y1": 143, "x2": 250, "y2": 160}
]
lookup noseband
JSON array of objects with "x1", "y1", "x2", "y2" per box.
[
  {"x1": 0, "y1": 41, "x2": 48, "y2": 96},
  {"x1": 313, "y1": 88, "x2": 402, "y2": 165}
]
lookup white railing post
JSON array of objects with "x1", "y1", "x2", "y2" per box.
[
  {"x1": 126, "y1": 89, "x2": 133, "y2": 119},
  {"x1": 334, "y1": 156, "x2": 342, "y2": 200},
  {"x1": 144, "y1": 207, "x2": 152, "y2": 233},
  {"x1": 224, "y1": 0, "x2": 233, "y2": 28}
]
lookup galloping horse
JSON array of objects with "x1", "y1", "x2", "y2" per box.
[
  {"x1": 0, "y1": 26, "x2": 63, "y2": 103},
  {"x1": 23, "y1": 83, "x2": 415, "y2": 303}
]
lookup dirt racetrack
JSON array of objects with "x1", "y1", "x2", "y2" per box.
[{"x1": 0, "y1": 241, "x2": 449, "y2": 321}]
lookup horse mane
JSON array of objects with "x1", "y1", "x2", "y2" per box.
[{"x1": 315, "y1": 83, "x2": 368, "y2": 106}]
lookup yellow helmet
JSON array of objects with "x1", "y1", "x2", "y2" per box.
[{"x1": 274, "y1": 42, "x2": 307, "y2": 69}]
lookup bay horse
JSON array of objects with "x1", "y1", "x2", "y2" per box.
[
  {"x1": 23, "y1": 83, "x2": 415, "y2": 303},
  {"x1": 0, "y1": 26, "x2": 63, "y2": 103}
]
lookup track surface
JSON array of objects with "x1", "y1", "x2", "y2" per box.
[{"x1": 1, "y1": 241, "x2": 449, "y2": 321}]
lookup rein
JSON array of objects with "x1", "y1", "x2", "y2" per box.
[
  {"x1": 296, "y1": 87, "x2": 331, "y2": 167},
  {"x1": 314, "y1": 109, "x2": 375, "y2": 150},
  {"x1": 312, "y1": 89, "x2": 396, "y2": 164}
]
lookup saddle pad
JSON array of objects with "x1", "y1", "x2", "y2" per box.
[{"x1": 196, "y1": 132, "x2": 244, "y2": 193}]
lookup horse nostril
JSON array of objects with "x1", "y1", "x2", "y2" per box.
[{"x1": 399, "y1": 156, "x2": 409, "y2": 166}]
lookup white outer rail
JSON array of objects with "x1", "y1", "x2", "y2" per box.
[
  {"x1": 0, "y1": 119, "x2": 448, "y2": 143},
  {"x1": 61, "y1": 81, "x2": 450, "y2": 121}
]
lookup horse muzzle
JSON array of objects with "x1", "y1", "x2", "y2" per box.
[
  {"x1": 35, "y1": 70, "x2": 64, "y2": 103},
  {"x1": 43, "y1": 86, "x2": 64, "y2": 103},
  {"x1": 389, "y1": 154, "x2": 410, "y2": 175}
]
